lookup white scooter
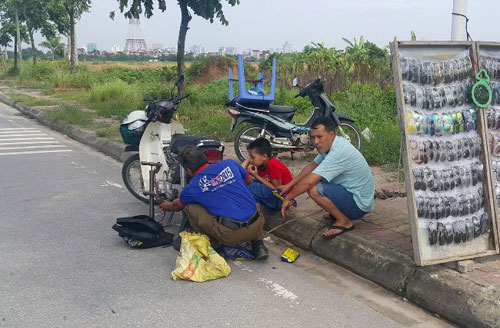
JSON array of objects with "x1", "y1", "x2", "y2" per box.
[{"x1": 120, "y1": 76, "x2": 225, "y2": 207}]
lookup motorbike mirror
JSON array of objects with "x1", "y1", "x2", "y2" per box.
[
  {"x1": 292, "y1": 77, "x2": 299, "y2": 87},
  {"x1": 142, "y1": 95, "x2": 153, "y2": 102},
  {"x1": 176, "y1": 75, "x2": 185, "y2": 87}
]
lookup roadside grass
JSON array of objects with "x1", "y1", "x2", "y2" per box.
[
  {"x1": 7, "y1": 92, "x2": 59, "y2": 107},
  {"x1": 90, "y1": 123, "x2": 123, "y2": 141},
  {"x1": 3, "y1": 58, "x2": 401, "y2": 167},
  {"x1": 46, "y1": 104, "x2": 94, "y2": 126}
]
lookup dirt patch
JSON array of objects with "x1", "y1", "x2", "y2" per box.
[
  {"x1": 193, "y1": 63, "x2": 236, "y2": 85},
  {"x1": 53, "y1": 87, "x2": 87, "y2": 92}
]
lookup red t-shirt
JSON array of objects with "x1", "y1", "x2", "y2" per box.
[{"x1": 257, "y1": 157, "x2": 293, "y2": 188}]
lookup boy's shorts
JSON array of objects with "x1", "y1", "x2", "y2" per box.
[
  {"x1": 316, "y1": 181, "x2": 366, "y2": 220},
  {"x1": 248, "y1": 182, "x2": 282, "y2": 210}
]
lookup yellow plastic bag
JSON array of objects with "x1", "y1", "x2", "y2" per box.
[{"x1": 171, "y1": 231, "x2": 231, "y2": 282}]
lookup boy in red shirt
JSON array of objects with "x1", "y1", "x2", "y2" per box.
[{"x1": 242, "y1": 138, "x2": 294, "y2": 210}]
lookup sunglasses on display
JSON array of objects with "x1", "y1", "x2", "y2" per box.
[{"x1": 428, "y1": 213, "x2": 489, "y2": 246}]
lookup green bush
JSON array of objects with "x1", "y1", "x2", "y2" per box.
[{"x1": 87, "y1": 80, "x2": 142, "y2": 119}]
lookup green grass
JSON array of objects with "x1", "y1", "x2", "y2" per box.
[
  {"x1": 46, "y1": 104, "x2": 94, "y2": 126},
  {"x1": 2, "y1": 58, "x2": 401, "y2": 167},
  {"x1": 8, "y1": 92, "x2": 59, "y2": 107},
  {"x1": 87, "y1": 80, "x2": 142, "y2": 119}
]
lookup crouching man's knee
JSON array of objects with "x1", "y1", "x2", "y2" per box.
[{"x1": 308, "y1": 184, "x2": 320, "y2": 199}]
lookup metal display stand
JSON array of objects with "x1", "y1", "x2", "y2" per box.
[{"x1": 390, "y1": 41, "x2": 499, "y2": 266}]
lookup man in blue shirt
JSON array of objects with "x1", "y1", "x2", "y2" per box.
[
  {"x1": 160, "y1": 146, "x2": 268, "y2": 260},
  {"x1": 279, "y1": 117, "x2": 374, "y2": 238}
]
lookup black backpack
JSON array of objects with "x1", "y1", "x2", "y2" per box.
[{"x1": 112, "y1": 215, "x2": 174, "y2": 249}]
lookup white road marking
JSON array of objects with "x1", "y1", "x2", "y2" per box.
[
  {"x1": 0, "y1": 128, "x2": 37, "y2": 131},
  {"x1": 0, "y1": 130, "x2": 42, "y2": 134},
  {"x1": 0, "y1": 145, "x2": 66, "y2": 151},
  {"x1": 0, "y1": 137, "x2": 55, "y2": 141},
  {"x1": 0, "y1": 149, "x2": 72, "y2": 156},
  {"x1": 258, "y1": 278, "x2": 299, "y2": 303},
  {"x1": 100, "y1": 180, "x2": 123, "y2": 188},
  {"x1": 0, "y1": 134, "x2": 47, "y2": 138},
  {"x1": 0, "y1": 141, "x2": 59, "y2": 146}
]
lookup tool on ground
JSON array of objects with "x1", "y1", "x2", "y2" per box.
[{"x1": 281, "y1": 247, "x2": 300, "y2": 263}]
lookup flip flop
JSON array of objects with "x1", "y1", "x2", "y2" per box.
[{"x1": 322, "y1": 224, "x2": 354, "y2": 239}]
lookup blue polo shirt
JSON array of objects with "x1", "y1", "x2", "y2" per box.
[
  {"x1": 179, "y1": 160, "x2": 257, "y2": 222},
  {"x1": 313, "y1": 136, "x2": 375, "y2": 212}
]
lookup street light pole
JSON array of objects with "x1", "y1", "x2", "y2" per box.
[{"x1": 451, "y1": 0, "x2": 468, "y2": 41}]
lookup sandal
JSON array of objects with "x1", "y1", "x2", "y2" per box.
[{"x1": 322, "y1": 224, "x2": 354, "y2": 239}]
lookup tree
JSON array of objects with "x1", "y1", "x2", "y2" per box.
[
  {"x1": 19, "y1": 0, "x2": 58, "y2": 66},
  {"x1": 46, "y1": 0, "x2": 90, "y2": 71},
  {"x1": 113, "y1": 0, "x2": 240, "y2": 92},
  {"x1": 0, "y1": 0, "x2": 28, "y2": 73},
  {"x1": 39, "y1": 36, "x2": 65, "y2": 60}
]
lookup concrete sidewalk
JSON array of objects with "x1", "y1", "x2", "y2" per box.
[{"x1": 2, "y1": 89, "x2": 500, "y2": 327}]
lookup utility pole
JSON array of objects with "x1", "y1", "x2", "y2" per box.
[{"x1": 451, "y1": 0, "x2": 468, "y2": 41}]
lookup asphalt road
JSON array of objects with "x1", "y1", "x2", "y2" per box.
[{"x1": 0, "y1": 102, "x2": 452, "y2": 328}]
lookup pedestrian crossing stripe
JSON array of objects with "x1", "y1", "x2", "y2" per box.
[{"x1": 0, "y1": 149, "x2": 72, "y2": 156}]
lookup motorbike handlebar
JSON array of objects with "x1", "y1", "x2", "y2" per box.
[{"x1": 296, "y1": 78, "x2": 322, "y2": 98}]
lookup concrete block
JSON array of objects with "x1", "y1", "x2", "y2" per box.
[{"x1": 457, "y1": 260, "x2": 475, "y2": 273}]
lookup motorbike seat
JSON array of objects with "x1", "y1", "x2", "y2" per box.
[
  {"x1": 268, "y1": 104, "x2": 297, "y2": 113},
  {"x1": 170, "y1": 134, "x2": 221, "y2": 154}
]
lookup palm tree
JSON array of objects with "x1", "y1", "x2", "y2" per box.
[{"x1": 39, "y1": 36, "x2": 64, "y2": 60}]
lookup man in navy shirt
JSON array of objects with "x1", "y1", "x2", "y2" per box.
[{"x1": 160, "y1": 146, "x2": 268, "y2": 260}]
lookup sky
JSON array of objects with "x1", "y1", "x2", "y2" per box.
[{"x1": 34, "y1": 0, "x2": 500, "y2": 52}]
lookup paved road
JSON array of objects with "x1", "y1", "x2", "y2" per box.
[{"x1": 0, "y1": 103, "x2": 452, "y2": 328}]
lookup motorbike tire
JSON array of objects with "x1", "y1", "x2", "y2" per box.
[
  {"x1": 234, "y1": 124, "x2": 273, "y2": 162},
  {"x1": 122, "y1": 154, "x2": 149, "y2": 203},
  {"x1": 337, "y1": 120, "x2": 362, "y2": 149}
]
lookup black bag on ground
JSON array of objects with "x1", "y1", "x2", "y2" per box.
[{"x1": 112, "y1": 215, "x2": 174, "y2": 249}]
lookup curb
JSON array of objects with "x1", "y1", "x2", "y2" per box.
[{"x1": 2, "y1": 94, "x2": 499, "y2": 328}]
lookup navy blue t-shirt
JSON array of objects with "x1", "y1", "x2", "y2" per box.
[{"x1": 179, "y1": 160, "x2": 257, "y2": 222}]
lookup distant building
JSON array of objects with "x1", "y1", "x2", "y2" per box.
[
  {"x1": 282, "y1": 42, "x2": 293, "y2": 54},
  {"x1": 189, "y1": 44, "x2": 206, "y2": 57},
  {"x1": 87, "y1": 43, "x2": 97, "y2": 53},
  {"x1": 151, "y1": 43, "x2": 163, "y2": 51},
  {"x1": 218, "y1": 46, "x2": 225, "y2": 56},
  {"x1": 225, "y1": 46, "x2": 237, "y2": 56},
  {"x1": 111, "y1": 45, "x2": 124, "y2": 53},
  {"x1": 77, "y1": 47, "x2": 87, "y2": 55}
]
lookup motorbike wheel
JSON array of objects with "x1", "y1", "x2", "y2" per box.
[
  {"x1": 336, "y1": 120, "x2": 362, "y2": 149},
  {"x1": 122, "y1": 154, "x2": 149, "y2": 203},
  {"x1": 234, "y1": 124, "x2": 273, "y2": 162}
]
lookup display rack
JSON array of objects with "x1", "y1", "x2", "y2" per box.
[{"x1": 391, "y1": 41, "x2": 499, "y2": 266}]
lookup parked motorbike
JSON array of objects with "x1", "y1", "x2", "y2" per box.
[
  {"x1": 120, "y1": 76, "x2": 225, "y2": 205},
  {"x1": 227, "y1": 77, "x2": 361, "y2": 161}
]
